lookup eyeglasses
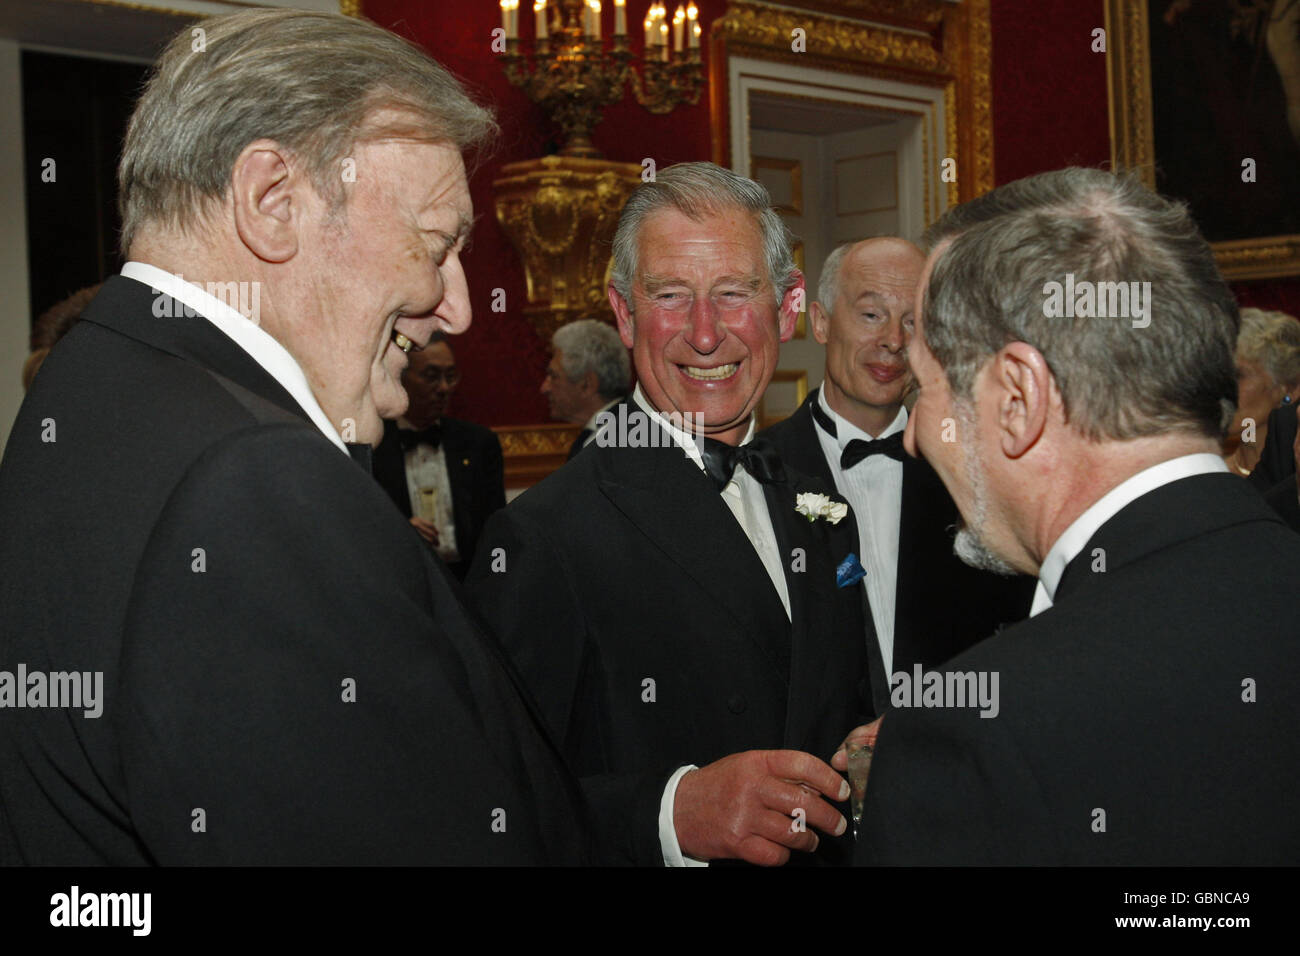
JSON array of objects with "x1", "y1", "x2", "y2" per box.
[{"x1": 420, "y1": 368, "x2": 461, "y2": 386}]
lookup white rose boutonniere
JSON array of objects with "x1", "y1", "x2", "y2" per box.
[{"x1": 795, "y1": 491, "x2": 847, "y2": 525}]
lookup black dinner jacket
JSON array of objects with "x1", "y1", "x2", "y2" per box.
[
  {"x1": 760, "y1": 390, "x2": 1034, "y2": 713},
  {"x1": 1248, "y1": 404, "x2": 1300, "y2": 530},
  {"x1": 856, "y1": 472, "x2": 1300, "y2": 865},
  {"x1": 372, "y1": 416, "x2": 506, "y2": 578},
  {"x1": 464, "y1": 406, "x2": 871, "y2": 866},
  {"x1": 0, "y1": 275, "x2": 589, "y2": 865}
]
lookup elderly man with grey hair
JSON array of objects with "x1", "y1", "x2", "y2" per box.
[
  {"x1": 468, "y1": 161, "x2": 870, "y2": 867},
  {"x1": 0, "y1": 10, "x2": 588, "y2": 865},
  {"x1": 542, "y1": 319, "x2": 631, "y2": 459},
  {"x1": 854, "y1": 167, "x2": 1300, "y2": 865}
]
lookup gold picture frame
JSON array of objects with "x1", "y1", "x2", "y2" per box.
[{"x1": 1106, "y1": 0, "x2": 1300, "y2": 280}]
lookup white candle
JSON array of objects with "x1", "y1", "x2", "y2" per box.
[
  {"x1": 614, "y1": 0, "x2": 627, "y2": 36},
  {"x1": 692, "y1": 21, "x2": 700, "y2": 48},
  {"x1": 500, "y1": 0, "x2": 511, "y2": 39},
  {"x1": 687, "y1": 3, "x2": 698, "y2": 48},
  {"x1": 591, "y1": 1, "x2": 602, "y2": 40},
  {"x1": 535, "y1": 0, "x2": 547, "y2": 40},
  {"x1": 673, "y1": 6, "x2": 684, "y2": 53},
  {"x1": 660, "y1": 22, "x2": 668, "y2": 60},
  {"x1": 644, "y1": 16, "x2": 653, "y2": 50}
]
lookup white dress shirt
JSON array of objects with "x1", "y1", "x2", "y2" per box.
[
  {"x1": 1029, "y1": 453, "x2": 1230, "y2": 616},
  {"x1": 629, "y1": 385, "x2": 790, "y2": 867},
  {"x1": 813, "y1": 388, "x2": 906, "y2": 673},
  {"x1": 120, "y1": 262, "x2": 347, "y2": 455},
  {"x1": 397, "y1": 417, "x2": 461, "y2": 563}
]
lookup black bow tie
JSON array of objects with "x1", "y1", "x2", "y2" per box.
[
  {"x1": 699, "y1": 436, "x2": 786, "y2": 492},
  {"x1": 398, "y1": 423, "x2": 441, "y2": 452},
  {"x1": 840, "y1": 433, "x2": 907, "y2": 469},
  {"x1": 810, "y1": 395, "x2": 906, "y2": 469}
]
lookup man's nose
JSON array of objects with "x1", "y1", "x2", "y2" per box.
[
  {"x1": 685, "y1": 296, "x2": 722, "y2": 354},
  {"x1": 880, "y1": 313, "x2": 906, "y2": 353},
  {"x1": 435, "y1": 253, "x2": 472, "y2": 335}
]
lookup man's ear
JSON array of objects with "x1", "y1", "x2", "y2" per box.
[
  {"x1": 778, "y1": 270, "x2": 805, "y2": 343},
  {"x1": 809, "y1": 302, "x2": 829, "y2": 345},
  {"x1": 609, "y1": 283, "x2": 636, "y2": 349},
  {"x1": 230, "y1": 140, "x2": 301, "y2": 263},
  {"x1": 990, "y1": 341, "x2": 1053, "y2": 459}
]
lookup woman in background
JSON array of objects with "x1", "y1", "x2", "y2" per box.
[{"x1": 1223, "y1": 307, "x2": 1300, "y2": 477}]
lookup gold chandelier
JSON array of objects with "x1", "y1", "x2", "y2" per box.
[{"x1": 498, "y1": 0, "x2": 704, "y2": 158}]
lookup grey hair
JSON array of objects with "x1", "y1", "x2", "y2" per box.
[
  {"x1": 1237, "y1": 308, "x2": 1300, "y2": 390},
  {"x1": 921, "y1": 167, "x2": 1239, "y2": 441},
  {"x1": 118, "y1": 9, "x2": 497, "y2": 256},
  {"x1": 610, "y1": 162, "x2": 797, "y2": 308},
  {"x1": 552, "y1": 319, "x2": 631, "y2": 400},
  {"x1": 817, "y1": 242, "x2": 853, "y2": 311}
]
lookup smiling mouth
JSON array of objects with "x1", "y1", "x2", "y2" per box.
[
  {"x1": 680, "y1": 362, "x2": 739, "y2": 381},
  {"x1": 866, "y1": 363, "x2": 905, "y2": 383}
]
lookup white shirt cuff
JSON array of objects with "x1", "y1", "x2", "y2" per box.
[{"x1": 659, "y1": 765, "x2": 709, "y2": 867}]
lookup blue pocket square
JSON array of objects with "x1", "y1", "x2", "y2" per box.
[{"x1": 836, "y1": 553, "x2": 866, "y2": 588}]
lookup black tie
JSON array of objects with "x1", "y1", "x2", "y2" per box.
[
  {"x1": 699, "y1": 436, "x2": 786, "y2": 492},
  {"x1": 810, "y1": 396, "x2": 905, "y2": 469},
  {"x1": 398, "y1": 423, "x2": 442, "y2": 452},
  {"x1": 840, "y1": 433, "x2": 907, "y2": 469}
]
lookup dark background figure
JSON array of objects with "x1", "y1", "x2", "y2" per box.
[
  {"x1": 1249, "y1": 402, "x2": 1300, "y2": 529},
  {"x1": 762, "y1": 238, "x2": 1032, "y2": 718},
  {"x1": 373, "y1": 333, "x2": 505, "y2": 579},
  {"x1": 542, "y1": 318, "x2": 631, "y2": 460}
]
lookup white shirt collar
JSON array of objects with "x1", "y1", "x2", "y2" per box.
[
  {"x1": 582, "y1": 396, "x2": 623, "y2": 434},
  {"x1": 1030, "y1": 452, "x2": 1230, "y2": 615},
  {"x1": 816, "y1": 385, "x2": 907, "y2": 445},
  {"x1": 630, "y1": 384, "x2": 755, "y2": 470},
  {"x1": 120, "y1": 261, "x2": 348, "y2": 454}
]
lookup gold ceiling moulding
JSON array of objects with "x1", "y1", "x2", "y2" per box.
[
  {"x1": 711, "y1": 0, "x2": 994, "y2": 207},
  {"x1": 494, "y1": 156, "x2": 643, "y2": 343}
]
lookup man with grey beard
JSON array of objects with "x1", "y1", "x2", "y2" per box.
[{"x1": 855, "y1": 167, "x2": 1300, "y2": 865}]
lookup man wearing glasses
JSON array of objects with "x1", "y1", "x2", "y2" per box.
[{"x1": 373, "y1": 332, "x2": 506, "y2": 579}]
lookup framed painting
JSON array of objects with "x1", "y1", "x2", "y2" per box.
[{"x1": 1107, "y1": 0, "x2": 1300, "y2": 279}]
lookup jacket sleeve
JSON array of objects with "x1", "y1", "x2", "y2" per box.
[
  {"x1": 465, "y1": 504, "x2": 673, "y2": 865},
  {"x1": 116, "y1": 424, "x2": 555, "y2": 864}
]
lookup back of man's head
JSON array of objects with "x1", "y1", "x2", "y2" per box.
[
  {"x1": 118, "y1": 9, "x2": 496, "y2": 256},
  {"x1": 922, "y1": 167, "x2": 1239, "y2": 442},
  {"x1": 551, "y1": 319, "x2": 631, "y2": 401}
]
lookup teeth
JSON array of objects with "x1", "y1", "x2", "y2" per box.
[
  {"x1": 682, "y1": 363, "x2": 737, "y2": 381},
  {"x1": 393, "y1": 331, "x2": 414, "y2": 353}
]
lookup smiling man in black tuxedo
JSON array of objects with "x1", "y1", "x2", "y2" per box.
[
  {"x1": 856, "y1": 168, "x2": 1300, "y2": 865},
  {"x1": 762, "y1": 238, "x2": 1032, "y2": 718},
  {"x1": 0, "y1": 10, "x2": 587, "y2": 865},
  {"x1": 467, "y1": 162, "x2": 869, "y2": 866}
]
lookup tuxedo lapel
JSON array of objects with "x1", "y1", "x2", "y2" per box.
[
  {"x1": 596, "y1": 437, "x2": 792, "y2": 684},
  {"x1": 764, "y1": 475, "x2": 846, "y2": 746},
  {"x1": 441, "y1": 421, "x2": 475, "y2": 552}
]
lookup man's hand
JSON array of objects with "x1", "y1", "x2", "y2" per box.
[
  {"x1": 831, "y1": 716, "x2": 883, "y2": 772},
  {"x1": 409, "y1": 517, "x2": 440, "y2": 546},
  {"x1": 673, "y1": 750, "x2": 850, "y2": 866}
]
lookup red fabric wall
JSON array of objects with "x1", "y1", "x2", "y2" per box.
[{"x1": 362, "y1": 0, "x2": 1300, "y2": 424}]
